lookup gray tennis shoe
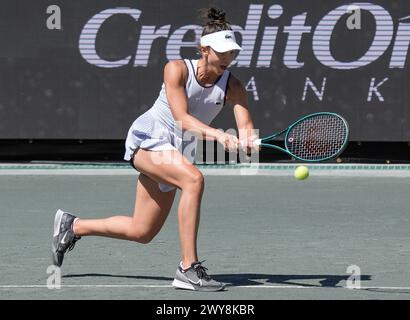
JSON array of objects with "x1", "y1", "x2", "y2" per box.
[
  {"x1": 52, "y1": 209, "x2": 81, "y2": 267},
  {"x1": 172, "y1": 261, "x2": 225, "y2": 291}
]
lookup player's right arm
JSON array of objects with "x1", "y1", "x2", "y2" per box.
[{"x1": 164, "y1": 60, "x2": 237, "y2": 150}]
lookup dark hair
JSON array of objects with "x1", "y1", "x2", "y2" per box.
[{"x1": 199, "y1": 7, "x2": 232, "y2": 36}]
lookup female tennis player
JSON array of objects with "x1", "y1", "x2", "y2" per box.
[{"x1": 52, "y1": 7, "x2": 258, "y2": 292}]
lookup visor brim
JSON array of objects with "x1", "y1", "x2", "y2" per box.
[{"x1": 209, "y1": 42, "x2": 242, "y2": 53}]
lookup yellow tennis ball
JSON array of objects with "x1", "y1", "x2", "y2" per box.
[{"x1": 294, "y1": 165, "x2": 309, "y2": 180}]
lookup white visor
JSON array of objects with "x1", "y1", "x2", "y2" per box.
[{"x1": 200, "y1": 30, "x2": 242, "y2": 53}]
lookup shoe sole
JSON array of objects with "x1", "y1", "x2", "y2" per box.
[
  {"x1": 172, "y1": 279, "x2": 225, "y2": 292},
  {"x1": 53, "y1": 209, "x2": 64, "y2": 237},
  {"x1": 51, "y1": 209, "x2": 65, "y2": 266}
]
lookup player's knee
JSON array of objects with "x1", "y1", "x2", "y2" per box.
[
  {"x1": 138, "y1": 233, "x2": 154, "y2": 244},
  {"x1": 128, "y1": 229, "x2": 155, "y2": 244},
  {"x1": 183, "y1": 171, "x2": 204, "y2": 191},
  {"x1": 192, "y1": 171, "x2": 204, "y2": 187}
]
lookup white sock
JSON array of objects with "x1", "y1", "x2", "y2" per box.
[
  {"x1": 180, "y1": 262, "x2": 190, "y2": 271},
  {"x1": 72, "y1": 218, "x2": 79, "y2": 233}
]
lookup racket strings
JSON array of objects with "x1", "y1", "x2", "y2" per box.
[{"x1": 286, "y1": 115, "x2": 348, "y2": 161}]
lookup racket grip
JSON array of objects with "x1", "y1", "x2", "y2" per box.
[{"x1": 239, "y1": 138, "x2": 262, "y2": 148}]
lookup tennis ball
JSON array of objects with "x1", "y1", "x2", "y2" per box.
[{"x1": 294, "y1": 165, "x2": 309, "y2": 180}]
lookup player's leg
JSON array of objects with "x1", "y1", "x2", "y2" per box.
[
  {"x1": 73, "y1": 173, "x2": 176, "y2": 243},
  {"x1": 52, "y1": 148, "x2": 199, "y2": 267},
  {"x1": 52, "y1": 171, "x2": 176, "y2": 267},
  {"x1": 132, "y1": 149, "x2": 204, "y2": 268},
  {"x1": 132, "y1": 149, "x2": 224, "y2": 291}
]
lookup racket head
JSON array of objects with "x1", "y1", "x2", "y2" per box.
[{"x1": 284, "y1": 112, "x2": 349, "y2": 162}]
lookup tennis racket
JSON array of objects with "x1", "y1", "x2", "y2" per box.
[{"x1": 254, "y1": 112, "x2": 349, "y2": 162}]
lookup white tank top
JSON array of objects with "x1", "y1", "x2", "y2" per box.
[{"x1": 149, "y1": 59, "x2": 231, "y2": 131}]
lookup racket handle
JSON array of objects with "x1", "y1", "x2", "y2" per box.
[{"x1": 239, "y1": 138, "x2": 262, "y2": 148}]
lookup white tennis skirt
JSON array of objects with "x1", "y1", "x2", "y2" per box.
[{"x1": 124, "y1": 110, "x2": 198, "y2": 192}]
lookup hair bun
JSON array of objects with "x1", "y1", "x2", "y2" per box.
[
  {"x1": 207, "y1": 8, "x2": 226, "y2": 23},
  {"x1": 198, "y1": 7, "x2": 231, "y2": 34}
]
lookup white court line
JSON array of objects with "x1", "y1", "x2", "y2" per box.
[{"x1": 1, "y1": 284, "x2": 410, "y2": 290}]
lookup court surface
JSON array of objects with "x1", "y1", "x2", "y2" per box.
[{"x1": 1, "y1": 163, "x2": 410, "y2": 300}]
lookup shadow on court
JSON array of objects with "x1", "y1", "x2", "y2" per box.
[
  {"x1": 63, "y1": 273, "x2": 173, "y2": 282},
  {"x1": 214, "y1": 274, "x2": 372, "y2": 288},
  {"x1": 363, "y1": 288, "x2": 410, "y2": 295},
  {"x1": 63, "y1": 273, "x2": 371, "y2": 288}
]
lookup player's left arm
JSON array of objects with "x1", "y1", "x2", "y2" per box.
[{"x1": 225, "y1": 74, "x2": 259, "y2": 150}]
